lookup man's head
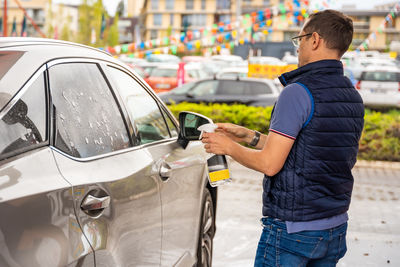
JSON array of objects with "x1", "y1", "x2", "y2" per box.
[{"x1": 295, "y1": 9, "x2": 353, "y2": 67}]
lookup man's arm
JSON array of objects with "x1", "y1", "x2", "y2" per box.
[
  {"x1": 202, "y1": 131, "x2": 294, "y2": 176},
  {"x1": 215, "y1": 123, "x2": 267, "y2": 150}
]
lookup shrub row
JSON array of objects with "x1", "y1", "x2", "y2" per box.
[{"x1": 167, "y1": 103, "x2": 400, "y2": 162}]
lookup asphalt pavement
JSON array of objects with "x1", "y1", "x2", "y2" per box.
[{"x1": 212, "y1": 160, "x2": 400, "y2": 267}]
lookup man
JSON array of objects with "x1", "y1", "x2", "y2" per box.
[{"x1": 201, "y1": 10, "x2": 364, "y2": 267}]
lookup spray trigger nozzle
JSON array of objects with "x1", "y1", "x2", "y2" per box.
[{"x1": 197, "y1": 123, "x2": 218, "y2": 140}]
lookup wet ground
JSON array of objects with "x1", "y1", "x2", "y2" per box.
[{"x1": 212, "y1": 160, "x2": 400, "y2": 267}]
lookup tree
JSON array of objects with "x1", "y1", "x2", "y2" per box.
[
  {"x1": 108, "y1": 13, "x2": 119, "y2": 47},
  {"x1": 116, "y1": 0, "x2": 125, "y2": 17},
  {"x1": 46, "y1": 0, "x2": 55, "y2": 38},
  {"x1": 77, "y1": 0, "x2": 92, "y2": 44}
]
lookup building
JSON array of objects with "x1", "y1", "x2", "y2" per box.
[
  {"x1": 139, "y1": 0, "x2": 400, "y2": 51},
  {"x1": 140, "y1": 0, "x2": 238, "y2": 40},
  {"x1": 345, "y1": 10, "x2": 400, "y2": 50},
  {"x1": 118, "y1": 17, "x2": 139, "y2": 44},
  {"x1": 127, "y1": 0, "x2": 145, "y2": 17},
  {"x1": 1, "y1": 0, "x2": 46, "y2": 37}
]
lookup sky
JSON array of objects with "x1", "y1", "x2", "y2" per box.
[{"x1": 55, "y1": 0, "x2": 400, "y2": 16}]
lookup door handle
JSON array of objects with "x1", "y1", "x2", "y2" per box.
[
  {"x1": 81, "y1": 195, "x2": 111, "y2": 211},
  {"x1": 159, "y1": 162, "x2": 172, "y2": 180}
]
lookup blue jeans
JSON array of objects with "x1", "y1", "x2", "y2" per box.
[{"x1": 254, "y1": 217, "x2": 347, "y2": 267}]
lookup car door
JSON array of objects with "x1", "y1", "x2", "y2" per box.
[
  {"x1": 47, "y1": 61, "x2": 163, "y2": 266},
  {"x1": 0, "y1": 68, "x2": 95, "y2": 267},
  {"x1": 243, "y1": 80, "x2": 278, "y2": 106},
  {"x1": 215, "y1": 80, "x2": 255, "y2": 105},
  {"x1": 104, "y1": 65, "x2": 209, "y2": 267}
]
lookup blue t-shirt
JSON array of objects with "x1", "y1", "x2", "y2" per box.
[{"x1": 269, "y1": 83, "x2": 348, "y2": 233}]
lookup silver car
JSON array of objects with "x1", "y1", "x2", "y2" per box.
[{"x1": 0, "y1": 38, "x2": 216, "y2": 267}]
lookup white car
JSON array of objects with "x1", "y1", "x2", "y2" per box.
[{"x1": 356, "y1": 66, "x2": 400, "y2": 107}]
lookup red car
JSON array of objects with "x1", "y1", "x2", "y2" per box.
[{"x1": 146, "y1": 64, "x2": 208, "y2": 93}]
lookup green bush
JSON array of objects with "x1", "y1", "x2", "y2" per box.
[{"x1": 167, "y1": 103, "x2": 400, "y2": 162}]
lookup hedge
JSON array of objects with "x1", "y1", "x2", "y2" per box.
[{"x1": 167, "y1": 103, "x2": 400, "y2": 162}]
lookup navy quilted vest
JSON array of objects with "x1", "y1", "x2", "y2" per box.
[{"x1": 263, "y1": 60, "x2": 364, "y2": 221}]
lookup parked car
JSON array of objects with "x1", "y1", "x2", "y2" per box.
[
  {"x1": 355, "y1": 66, "x2": 400, "y2": 107},
  {"x1": 146, "y1": 54, "x2": 181, "y2": 63},
  {"x1": 146, "y1": 63, "x2": 208, "y2": 93},
  {"x1": 0, "y1": 38, "x2": 216, "y2": 267},
  {"x1": 159, "y1": 77, "x2": 280, "y2": 106},
  {"x1": 216, "y1": 67, "x2": 248, "y2": 79}
]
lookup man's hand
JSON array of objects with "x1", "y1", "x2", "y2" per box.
[
  {"x1": 201, "y1": 132, "x2": 235, "y2": 155},
  {"x1": 215, "y1": 123, "x2": 253, "y2": 144}
]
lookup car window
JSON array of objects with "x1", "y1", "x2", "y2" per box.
[
  {"x1": 0, "y1": 51, "x2": 25, "y2": 80},
  {"x1": 0, "y1": 73, "x2": 46, "y2": 158},
  {"x1": 191, "y1": 80, "x2": 219, "y2": 96},
  {"x1": 218, "y1": 80, "x2": 245, "y2": 95},
  {"x1": 171, "y1": 81, "x2": 196, "y2": 95},
  {"x1": 151, "y1": 68, "x2": 177, "y2": 78},
  {"x1": 49, "y1": 63, "x2": 130, "y2": 158},
  {"x1": 361, "y1": 71, "x2": 400, "y2": 82},
  {"x1": 160, "y1": 108, "x2": 178, "y2": 137},
  {"x1": 107, "y1": 66, "x2": 171, "y2": 145},
  {"x1": 245, "y1": 81, "x2": 273, "y2": 94}
]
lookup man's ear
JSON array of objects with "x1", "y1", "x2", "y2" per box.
[{"x1": 311, "y1": 32, "x2": 322, "y2": 50}]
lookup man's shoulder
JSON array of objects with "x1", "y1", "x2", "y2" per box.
[{"x1": 280, "y1": 82, "x2": 311, "y2": 102}]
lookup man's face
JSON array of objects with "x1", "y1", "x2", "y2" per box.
[{"x1": 297, "y1": 29, "x2": 311, "y2": 68}]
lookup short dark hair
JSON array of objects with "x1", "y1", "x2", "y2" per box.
[{"x1": 303, "y1": 9, "x2": 353, "y2": 57}]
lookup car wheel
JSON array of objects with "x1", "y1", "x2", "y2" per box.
[{"x1": 197, "y1": 188, "x2": 215, "y2": 267}]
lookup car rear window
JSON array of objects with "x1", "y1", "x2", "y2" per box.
[
  {"x1": 361, "y1": 71, "x2": 400, "y2": 82},
  {"x1": 151, "y1": 68, "x2": 177, "y2": 78},
  {"x1": 0, "y1": 51, "x2": 25, "y2": 81}
]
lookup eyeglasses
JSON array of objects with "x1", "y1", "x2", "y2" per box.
[{"x1": 291, "y1": 33, "x2": 313, "y2": 48}]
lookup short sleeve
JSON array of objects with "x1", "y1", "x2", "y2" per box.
[{"x1": 269, "y1": 83, "x2": 312, "y2": 140}]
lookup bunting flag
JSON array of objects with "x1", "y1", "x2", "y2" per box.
[
  {"x1": 101, "y1": 0, "x2": 315, "y2": 56},
  {"x1": 11, "y1": 17, "x2": 17, "y2": 37},
  {"x1": 100, "y1": 13, "x2": 106, "y2": 40},
  {"x1": 21, "y1": 15, "x2": 27, "y2": 37},
  {"x1": 356, "y1": 1, "x2": 400, "y2": 51}
]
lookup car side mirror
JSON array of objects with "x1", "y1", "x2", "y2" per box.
[{"x1": 178, "y1": 111, "x2": 213, "y2": 149}]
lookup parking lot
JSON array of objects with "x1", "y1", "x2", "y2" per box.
[{"x1": 213, "y1": 160, "x2": 400, "y2": 267}]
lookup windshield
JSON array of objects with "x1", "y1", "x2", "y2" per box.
[{"x1": 151, "y1": 68, "x2": 177, "y2": 78}]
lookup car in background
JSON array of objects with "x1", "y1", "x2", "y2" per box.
[
  {"x1": 344, "y1": 67, "x2": 357, "y2": 86},
  {"x1": 146, "y1": 63, "x2": 208, "y2": 93},
  {"x1": 159, "y1": 77, "x2": 280, "y2": 107},
  {"x1": 349, "y1": 57, "x2": 398, "y2": 80},
  {"x1": 182, "y1": 56, "x2": 207, "y2": 63},
  {"x1": 216, "y1": 67, "x2": 248, "y2": 79},
  {"x1": 356, "y1": 66, "x2": 400, "y2": 107},
  {"x1": 146, "y1": 54, "x2": 181, "y2": 63},
  {"x1": 0, "y1": 38, "x2": 216, "y2": 267}
]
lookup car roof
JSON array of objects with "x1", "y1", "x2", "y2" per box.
[
  {"x1": 217, "y1": 67, "x2": 248, "y2": 73},
  {"x1": 0, "y1": 37, "x2": 122, "y2": 109},
  {"x1": 362, "y1": 65, "x2": 400, "y2": 72}
]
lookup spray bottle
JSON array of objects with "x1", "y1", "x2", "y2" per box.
[{"x1": 198, "y1": 123, "x2": 231, "y2": 187}]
